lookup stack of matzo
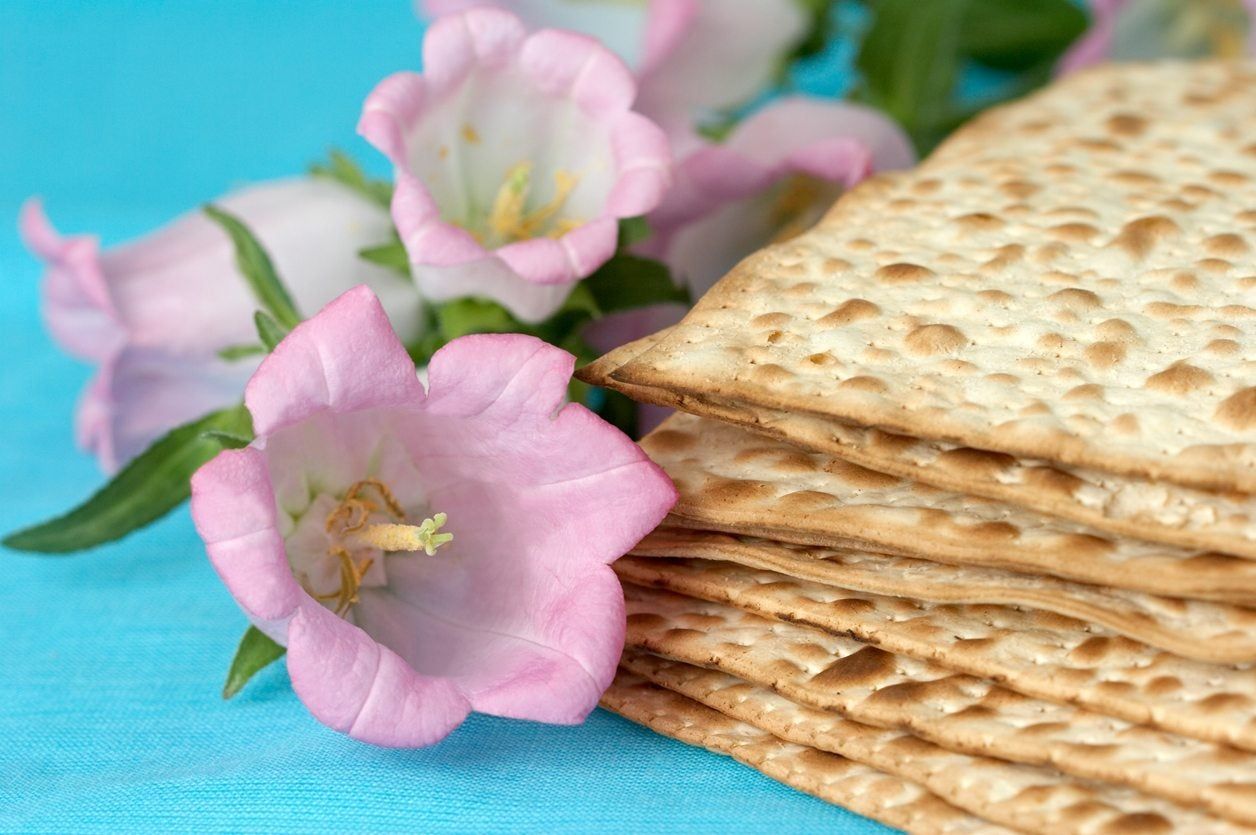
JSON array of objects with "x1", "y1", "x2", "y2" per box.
[{"x1": 586, "y1": 61, "x2": 1256, "y2": 833}]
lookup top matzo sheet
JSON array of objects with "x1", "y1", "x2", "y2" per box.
[{"x1": 615, "y1": 61, "x2": 1256, "y2": 493}]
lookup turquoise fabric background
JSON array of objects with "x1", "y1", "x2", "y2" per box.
[{"x1": 0, "y1": 2, "x2": 889, "y2": 832}]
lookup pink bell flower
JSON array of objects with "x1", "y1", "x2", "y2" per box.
[
  {"x1": 359, "y1": 8, "x2": 672, "y2": 324},
  {"x1": 1059, "y1": 0, "x2": 1256, "y2": 74},
  {"x1": 640, "y1": 96, "x2": 916, "y2": 298},
  {"x1": 420, "y1": 0, "x2": 808, "y2": 149},
  {"x1": 190, "y1": 286, "x2": 676, "y2": 747},
  {"x1": 20, "y1": 178, "x2": 424, "y2": 472}
]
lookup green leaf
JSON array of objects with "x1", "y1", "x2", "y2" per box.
[
  {"x1": 411, "y1": 261, "x2": 682, "y2": 371},
  {"x1": 434, "y1": 297, "x2": 522, "y2": 340},
  {"x1": 617, "y1": 217, "x2": 652, "y2": 250},
  {"x1": 3, "y1": 406, "x2": 254, "y2": 554},
  {"x1": 960, "y1": 0, "x2": 1087, "y2": 72},
  {"x1": 204, "y1": 204, "x2": 302, "y2": 331},
  {"x1": 310, "y1": 149, "x2": 393, "y2": 209},
  {"x1": 584, "y1": 255, "x2": 689, "y2": 315},
  {"x1": 359, "y1": 240, "x2": 411, "y2": 277},
  {"x1": 557, "y1": 281, "x2": 601, "y2": 319},
  {"x1": 222, "y1": 625, "x2": 286, "y2": 699},
  {"x1": 217, "y1": 343, "x2": 266, "y2": 362},
  {"x1": 254, "y1": 310, "x2": 288, "y2": 352},
  {"x1": 854, "y1": 0, "x2": 971, "y2": 154}
]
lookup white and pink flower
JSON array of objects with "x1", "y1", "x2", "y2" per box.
[
  {"x1": 420, "y1": 1, "x2": 808, "y2": 147},
  {"x1": 359, "y1": 8, "x2": 671, "y2": 323},
  {"x1": 641, "y1": 96, "x2": 916, "y2": 298},
  {"x1": 1059, "y1": 0, "x2": 1256, "y2": 74},
  {"x1": 20, "y1": 178, "x2": 424, "y2": 472},
  {"x1": 191, "y1": 286, "x2": 675, "y2": 747}
]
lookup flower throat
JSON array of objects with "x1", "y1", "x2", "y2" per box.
[{"x1": 314, "y1": 479, "x2": 452, "y2": 616}]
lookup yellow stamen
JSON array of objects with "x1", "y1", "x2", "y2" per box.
[
  {"x1": 486, "y1": 162, "x2": 581, "y2": 243},
  {"x1": 306, "y1": 480, "x2": 451, "y2": 617},
  {"x1": 312, "y1": 546, "x2": 375, "y2": 616},
  {"x1": 347, "y1": 513, "x2": 454, "y2": 556},
  {"x1": 462, "y1": 123, "x2": 481, "y2": 144}
]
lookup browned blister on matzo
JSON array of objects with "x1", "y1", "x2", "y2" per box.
[
  {"x1": 581, "y1": 331, "x2": 1256, "y2": 559},
  {"x1": 620, "y1": 653, "x2": 1247, "y2": 834},
  {"x1": 609, "y1": 62, "x2": 1256, "y2": 501},
  {"x1": 602, "y1": 672, "x2": 1007, "y2": 834},
  {"x1": 641, "y1": 413, "x2": 1256, "y2": 610},
  {"x1": 631, "y1": 528, "x2": 1256, "y2": 667},
  {"x1": 615, "y1": 554, "x2": 1256, "y2": 749},
  {"x1": 621, "y1": 584, "x2": 1256, "y2": 826}
]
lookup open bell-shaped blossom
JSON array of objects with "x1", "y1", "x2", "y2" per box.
[
  {"x1": 190, "y1": 286, "x2": 676, "y2": 747},
  {"x1": 20, "y1": 178, "x2": 424, "y2": 471},
  {"x1": 1059, "y1": 0, "x2": 1256, "y2": 74},
  {"x1": 420, "y1": 0, "x2": 808, "y2": 150},
  {"x1": 359, "y1": 7, "x2": 671, "y2": 324},
  {"x1": 639, "y1": 96, "x2": 916, "y2": 299}
]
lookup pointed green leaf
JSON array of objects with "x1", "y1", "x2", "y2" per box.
[
  {"x1": 217, "y1": 343, "x2": 266, "y2": 362},
  {"x1": 204, "y1": 204, "x2": 302, "y2": 330},
  {"x1": 854, "y1": 0, "x2": 970, "y2": 154},
  {"x1": 584, "y1": 255, "x2": 690, "y2": 314},
  {"x1": 253, "y1": 310, "x2": 288, "y2": 352},
  {"x1": 222, "y1": 625, "x2": 286, "y2": 699},
  {"x1": 359, "y1": 240, "x2": 411, "y2": 277},
  {"x1": 3, "y1": 405, "x2": 253, "y2": 554},
  {"x1": 310, "y1": 149, "x2": 393, "y2": 208}
]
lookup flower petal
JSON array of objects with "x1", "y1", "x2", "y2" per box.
[
  {"x1": 97, "y1": 346, "x2": 257, "y2": 472},
  {"x1": 362, "y1": 560, "x2": 625, "y2": 724},
  {"x1": 493, "y1": 217, "x2": 617, "y2": 288},
  {"x1": 19, "y1": 199, "x2": 123, "y2": 362},
  {"x1": 519, "y1": 28, "x2": 636, "y2": 116},
  {"x1": 190, "y1": 447, "x2": 301, "y2": 634},
  {"x1": 286, "y1": 600, "x2": 471, "y2": 747},
  {"x1": 244, "y1": 286, "x2": 425, "y2": 437},
  {"x1": 725, "y1": 97, "x2": 915, "y2": 173},
  {"x1": 635, "y1": 0, "x2": 807, "y2": 120},
  {"x1": 357, "y1": 71, "x2": 427, "y2": 166},
  {"x1": 390, "y1": 172, "x2": 491, "y2": 267},
  {"x1": 466, "y1": 564, "x2": 625, "y2": 722},
  {"x1": 640, "y1": 0, "x2": 700, "y2": 74},
  {"x1": 423, "y1": 332, "x2": 573, "y2": 420},
  {"x1": 644, "y1": 97, "x2": 914, "y2": 295},
  {"x1": 786, "y1": 137, "x2": 873, "y2": 188},
  {"x1": 416, "y1": 333, "x2": 677, "y2": 564},
  {"x1": 75, "y1": 368, "x2": 116, "y2": 468},
  {"x1": 582, "y1": 302, "x2": 686, "y2": 356},
  {"x1": 422, "y1": 6, "x2": 527, "y2": 96},
  {"x1": 606, "y1": 111, "x2": 674, "y2": 217}
]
